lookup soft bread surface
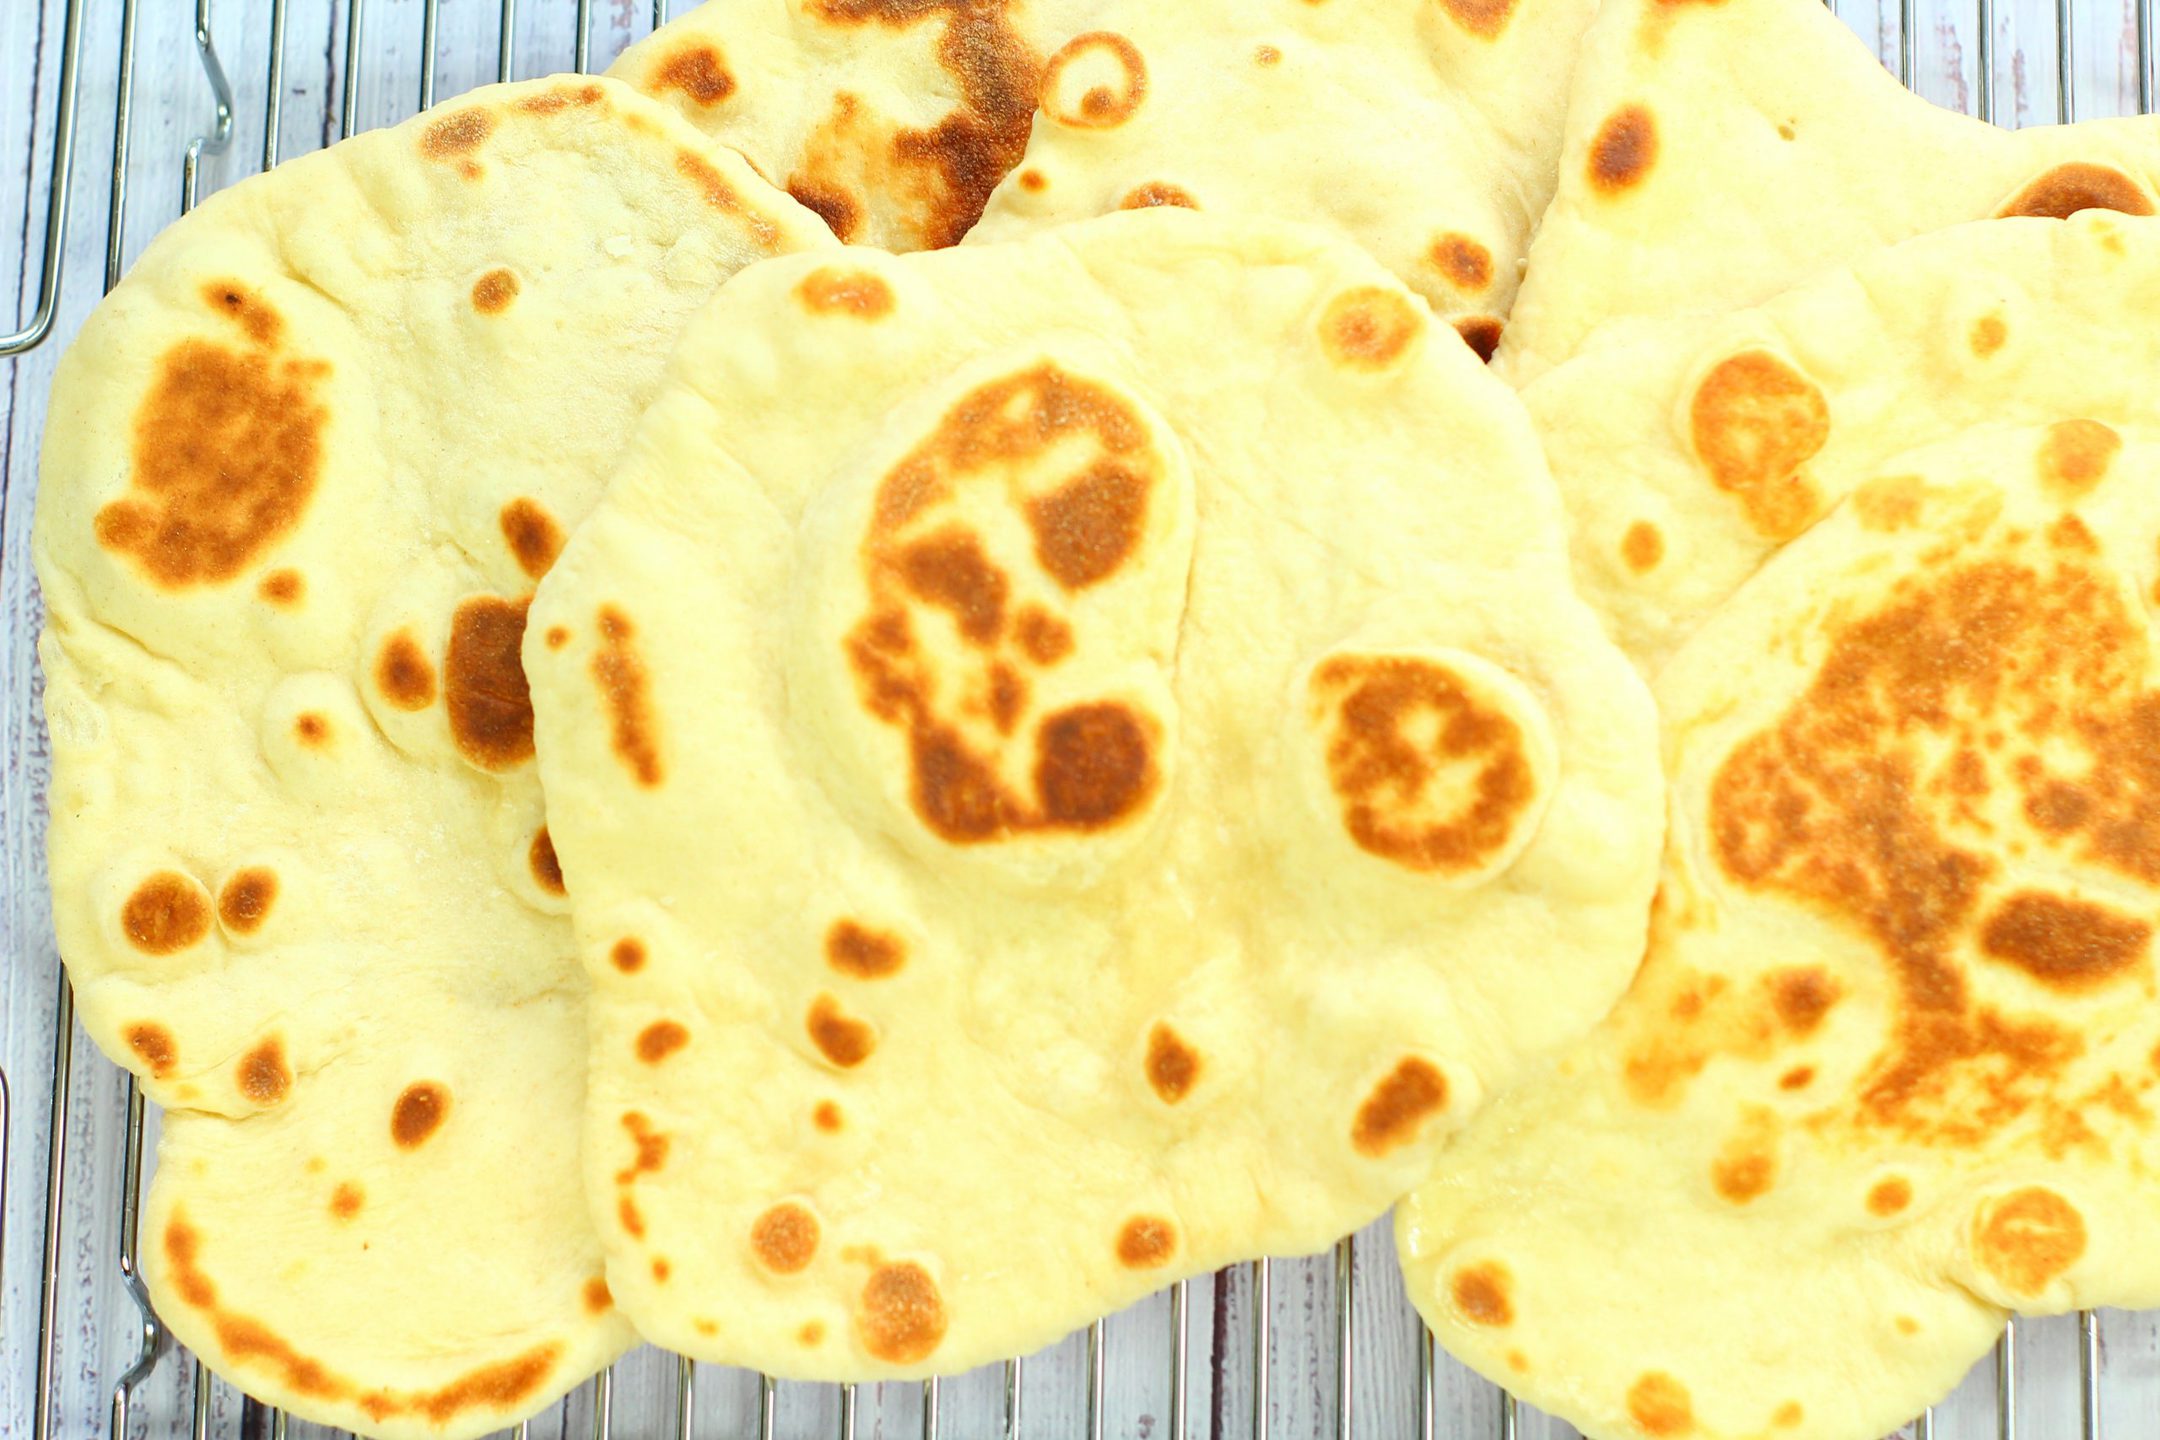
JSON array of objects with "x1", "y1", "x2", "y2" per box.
[
  {"x1": 615, "y1": 0, "x2": 1594, "y2": 345},
  {"x1": 525, "y1": 211, "x2": 1664, "y2": 1378},
  {"x1": 967, "y1": 0, "x2": 1596, "y2": 343},
  {"x1": 1498, "y1": 0, "x2": 2160, "y2": 383},
  {"x1": 1402, "y1": 213, "x2": 2160, "y2": 1440},
  {"x1": 35, "y1": 77, "x2": 835, "y2": 1438}
]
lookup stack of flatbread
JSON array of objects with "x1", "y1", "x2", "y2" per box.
[{"x1": 32, "y1": 0, "x2": 2160, "y2": 1433}]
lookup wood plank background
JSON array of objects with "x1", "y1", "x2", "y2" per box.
[{"x1": 2, "y1": 2, "x2": 2158, "y2": 1437}]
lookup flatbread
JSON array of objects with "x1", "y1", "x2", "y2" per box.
[
  {"x1": 1400, "y1": 212, "x2": 2160, "y2": 1440},
  {"x1": 524, "y1": 212, "x2": 1663, "y2": 1377},
  {"x1": 608, "y1": 0, "x2": 1097, "y2": 251},
  {"x1": 35, "y1": 77, "x2": 834, "y2": 1439},
  {"x1": 1497, "y1": 0, "x2": 2160, "y2": 383},
  {"x1": 967, "y1": 0, "x2": 1596, "y2": 352}
]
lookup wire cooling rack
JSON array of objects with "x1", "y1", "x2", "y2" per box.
[{"x1": 3, "y1": 1, "x2": 2159, "y2": 1437}]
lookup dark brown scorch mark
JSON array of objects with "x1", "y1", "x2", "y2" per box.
[{"x1": 445, "y1": 595, "x2": 535, "y2": 770}]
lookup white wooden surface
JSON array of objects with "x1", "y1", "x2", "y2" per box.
[{"x1": 1, "y1": 3, "x2": 2158, "y2": 1438}]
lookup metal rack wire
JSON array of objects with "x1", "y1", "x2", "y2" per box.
[{"x1": 1, "y1": 0, "x2": 2154, "y2": 1436}]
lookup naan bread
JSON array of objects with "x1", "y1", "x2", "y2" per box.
[
  {"x1": 1400, "y1": 212, "x2": 2160, "y2": 1440},
  {"x1": 967, "y1": 0, "x2": 1596, "y2": 352},
  {"x1": 36, "y1": 78, "x2": 834, "y2": 1439},
  {"x1": 609, "y1": 0, "x2": 1097, "y2": 251},
  {"x1": 1498, "y1": 0, "x2": 2160, "y2": 383},
  {"x1": 525, "y1": 212, "x2": 1663, "y2": 1377}
]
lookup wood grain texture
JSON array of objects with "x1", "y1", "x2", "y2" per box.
[{"x1": 3, "y1": 2, "x2": 2159, "y2": 1437}]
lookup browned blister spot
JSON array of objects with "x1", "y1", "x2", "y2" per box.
[
  {"x1": 1042, "y1": 32, "x2": 1148, "y2": 128},
  {"x1": 1320, "y1": 286, "x2": 1422, "y2": 370},
  {"x1": 1312, "y1": 655, "x2": 1538, "y2": 874},
  {"x1": 651, "y1": 1258, "x2": 673, "y2": 1282},
  {"x1": 789, "y1": 176, "x2": 864, "y2": 243},
  {"x1": 611, "y1": 937, "x2": 647, "y2": 973},
  {"x1": 808, "y1": 995, "x2": 877, "y2": 1068},
  {"x1": 1352, "y1": 1057, "x2": 1448, "y2": 1156},
  {"x1": 98, "y1": 326, "x2": 327, "y2": 589},
  {"x1": 594, "y1": 606, "x2": 664, "y2": 787},
  {"x1": 1779, "y1": 1065, "x2": 1815, "y2": 1090},
  {"x1": 795, "y1": 3, "x2": 1043, "y2": 250},
  {"x1": 293, "y1": 712, "x2": 331, "y2": 747},
  {"x1": 1145, "y1": 1023, "x2": 1200, "y2": 1103},
  {"x1": 2038, "y1": 419, "x2": 2122, "y2": 500},
  {"x1": 1455, "y1": 317, "x2": 1504, "y2": 364},
  {"x1": 1115, "y1": 1215, "x2": 1176, "y2": 1268},
  {"x1": 1869, "y1": 1177, "x2": 1914, "y2": 1216},
  {"x1": 899, "y1": 529, "x2": 1009, "y2": 642},
  {"x1": 814, "y1": 1100, "x2": 845, "y2": 1132},
  {"x1": 1769, "y1": 968, "x2": 1839, "y2": 1033},
  {"x1": 797, "y1": 267, "x2": 896, "y2": 318},
  {"x1": 1017, "y1": 168, "x2": 1048, "y2": 192},
  {"x1": 1027, "y1": 463, "x2": 1149, "y2": 590},
  {"x1": 752, "y1": 1202, "x2": 820, "y2": 1273},
  {"x1": 329, "y1": 1182, "x2": 364, "y2": 1220},
  {"x1": 470, "y1": 268, "x2": 519, "y2": 315},
  {"x1": 1980, "y1": 891, "x2": 2149, "y2": 989},
  {"x1": 529, "y1": 827, "x2": 566, "y2": 895},
  {"x1": 445, "y1": 595, "x2": 534, "y2": 769},
  {"x1": 583, "y1": 1278, "x2": 613, "y2": 1314},
  {"x1": 1430, "y1": 233, "x2": 1495, "y2": 291},
  {"x1": 826, "y1": 920, "x2": 906, "y2": 978},
  {"x1": 218, "y1": 868, "x2": 278, "y2": 934},
  {"x1": 1972, "y1": 315, "x2": 2009, "y2": 356},
  {"x1": 1588, "y1": 104, "x2": 1658, "y2": 193},
  {"x1": 422, "y1": 109, "x2": 495, "y2": 160},
  {"x1": 1689, "y1": 351, "x2": 1829, "y2": 538},
  {"x1": 618, "y1": 1196, "x2": 646, "y2": 1238},
  {"x1": 238, "y1": 1038, "x2": 290, "y2": 1105},
  {"x1": 856, "y1": 1261, "x2": 948, "y2": 1364},
  {"x1": 1033, "y1": 703, "x2": 1157, "y2": 828},
  {"x1": 1710, "y1": 1141, "x2": 1775, "y2": 1203},
  {"x1": 1772, "y1": 1403, "x2": 1804, "y2": 1428},
  {"x1": 545, "y1": 626, "x2": 569, "y2": 649},
  {"x1": 205, "y1": 281, "x2": 283, "y2": 345},
  {"x1": 258, "y1": 569, "x2": 303, "y2": 605},
  {"x1": 499, "y1": 498, "x2": 564, "y2": 580},
  {"x1": 1451, "y1": 1262, "x2": 1514, "y2": 1325},
  {"x1": 1439, "y1": 0, "x2": 1517, "y2": 35},
  {"x1": 1120, "y1": 182, "x2": 1197, "y2": 210},
  {"x1": 637, "y1": 1020, "x2": 690, "y2": 1063},
  {"x1": 1996, "y1": 162, "x2": 2156, "y2": 219},
  {"x1": 375, "y1": 630, "x2": 438, "y2": 710},
  {"x1": 127, "y1": 1023, "x2": 178, "y2": 1078},
  {"x1": 124, "y1": 871, "x2": 211, "y2": 954},
  {"x1": 675, "y1": 150, "x2": 781, "y2": 248},
  {"x1": 652, "y1": 43, "x2": 735, "y2": 106},
  {"x1": 391, "y1": 1082, "x2": 450, "y2": 1148},
  {"x1": 1974, "y1": 1186, "x2": 2086, "y2": 1293},
  {"x1": 1622, "y1": 521, "x2": 1665, "y2": 573},
  {"x1": 1627, "y1": 1372, "x2": 1695, "y2": 1437},
  {"x1": 617, "y1": 1112, "x2": 670, "y2": 1186},
  {"x1": 799, "y1": 1321, "x2": 824, "y2": 1345},
  {"x1": 1256, "y1": 43, "x2": 1283, "y2": 64},
  {"x1": 1015, "y1": 605, "x2": 1075, "y2": 665}
]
